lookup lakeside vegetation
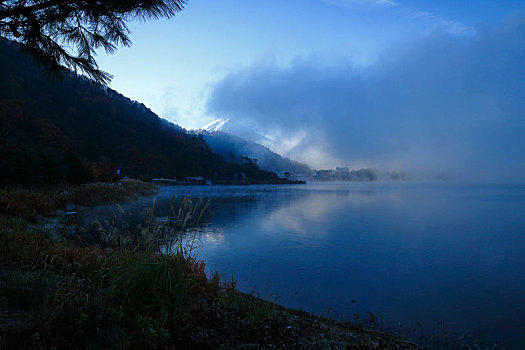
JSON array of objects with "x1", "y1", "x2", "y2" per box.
[
  {"x1": 0, "y1": 184, "x2": 426, "y2": 349},
  {"x1": 0, "y1": 179, "x2": 157, "y2": 218},
  {"x1": 0, "y1": 184, "x2": 510, "y2": 349},
  {"x1": 0, "y1": 217, "x2": 425, "y2": 349}
]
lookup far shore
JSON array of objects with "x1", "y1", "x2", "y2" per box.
[{"x1": 153, "y1": 179, "x2": 306, "y2": 186}]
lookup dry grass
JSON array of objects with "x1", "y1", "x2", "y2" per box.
[
  {"x1": 0, "y1": 190, "x2": 496, "y2": 349},
  {"x1": 0, "y1": 179, "x2": 157, "y2": 218},
  {"x1": 0, "y1": 216, "x2": 216, "y2": 349},
  {"x1": 0, "y1": 188, "x2": 63, "y2": 218},
  {"x1": 0, "y1": 216, "x2": 430, "y2": 349},
  {"x1": 73, "y1": 179, "x2": 157, "y2": 207}
]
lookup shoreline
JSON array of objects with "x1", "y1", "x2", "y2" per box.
[
  {"x1": 0, "y1": 217, "x2": 424, "y2": 349},
  {"x1": 1, "y1": 183, "x2": 423, "y2": 349},
  {"x1": 154, "y1": 179, "x2": 307, "y2": 186}
]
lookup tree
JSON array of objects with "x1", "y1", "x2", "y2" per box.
[{"x1": 0, "y1": 0, "x2": 186, "y2": 84}]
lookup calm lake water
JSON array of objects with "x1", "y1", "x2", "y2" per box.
[{"x1": 83, "y1": 182, "x2": 525, "y2": 347}]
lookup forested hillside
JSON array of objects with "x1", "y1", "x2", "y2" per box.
[
  {"x1": 0, "y1": 39, "x2": 276, "y2": 186},
  {"x1": 200, "y1": 130, "x2": 311, "y2": 177}
]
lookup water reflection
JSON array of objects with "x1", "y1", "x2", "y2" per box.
[{"x1": 81, "y1": 182, "x2": 525, "y2": 347}]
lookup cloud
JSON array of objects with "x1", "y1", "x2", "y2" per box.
[
  {"x1": 206, "y1": 15, "x2": 525, "y2": 181},
  {"x1": 405, "y1": 9, "x2": 475, "y2": 36},
  {"x1": 321, "y1": 0, "x2": 473, "y2": 37}
]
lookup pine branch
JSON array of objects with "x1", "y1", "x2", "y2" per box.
[{"x1": 0, "y1": 0, "x2": 186, "y2": 84}]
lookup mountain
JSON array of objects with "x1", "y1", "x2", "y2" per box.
[
  {"x1": 198, "y1": 128, "x2": 311, "y2": 177},
  {"x1": 0, "y1": 39, "x2": 278, "y2": 186},
  {"x1": 202, "y1": 118, "x2": 272, "y2": 145},
  {"x1": 202, "y1": 118, "x2": 229, "y2": 133}
]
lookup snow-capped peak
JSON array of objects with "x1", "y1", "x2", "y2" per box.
[
  {"x1": 202, "y1": 118, "x2": 229, "y2": 132},
  {"x1": 200, "y1": 117, "x2": 274, "y2": 145}
]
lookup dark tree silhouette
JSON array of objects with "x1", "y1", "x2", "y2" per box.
[
  {"x1": 0, "y1": 38, "x2": 280, "y2": 186},
  {"x1": 0, "y1": 0, "x2": 186, "y2": 83}
]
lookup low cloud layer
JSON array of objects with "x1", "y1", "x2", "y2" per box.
[{"x1": 207, "y1": 16, "x2": 525, "y2": 181}]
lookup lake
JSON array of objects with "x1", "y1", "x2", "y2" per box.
[{"x1": 82, "y1": 182, "x2": 525, "y2": 347}]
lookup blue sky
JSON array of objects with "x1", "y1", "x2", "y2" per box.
[{"x1": 97, "y1": 0, "x2": 525, "y2": 180}]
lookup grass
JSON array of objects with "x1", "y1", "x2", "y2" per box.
[
  {"x1": 0, "y1": 179, "x2": 157, "y2": 219},
  {"x1": 0, "y1": 213, "x2": 429, "y2": 349},
  {"x1": 73, "y1": 180, "x2": 157, "y2": 207},
  {"x1": 0, "y1": 183, "x2": 509, "y2": 349},
  {"x1": 0, "y1": 216, "x2": 212, "y2": 349},
  {"x1": 5, "y1": 185, "x2": 501, "y2": 349},
  {"x1": 0, "y1": 215, "x2": 321, "y2": 349}
]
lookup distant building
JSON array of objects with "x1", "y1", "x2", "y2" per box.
[
  {"x1": 312, "y1": 167, "x2": 378, "y2": 182},
  {"x1": 153, "y1": 178, "x2": 177, "y2": 184},
  {"x1": 336, "y1": 167, "x2": 349, "y2": 176},
  {"x1": 276, "y1": 171, "x2": 293, "y2": 180},
  {"x1": 335, "y1": 167, "x2": 350, "y2": 180},
  {"x1": 185, "y1": 176, "x2": 204, "y2": 183},
  {"x1": 315, "y1": 169, "x2": 336, "y2": 181}
]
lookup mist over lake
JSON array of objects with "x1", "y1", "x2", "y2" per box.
[{"x1": 83, "y1": 182, "x2": 525, "y2": 347}]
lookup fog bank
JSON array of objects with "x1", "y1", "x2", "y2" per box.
[{"x1": 207, "y1": 15, "x2": 525, "y2": 182}]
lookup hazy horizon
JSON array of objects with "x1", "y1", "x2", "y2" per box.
[{"x1": 96, "y1": 0, "x2": 525, "y2": 182}]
